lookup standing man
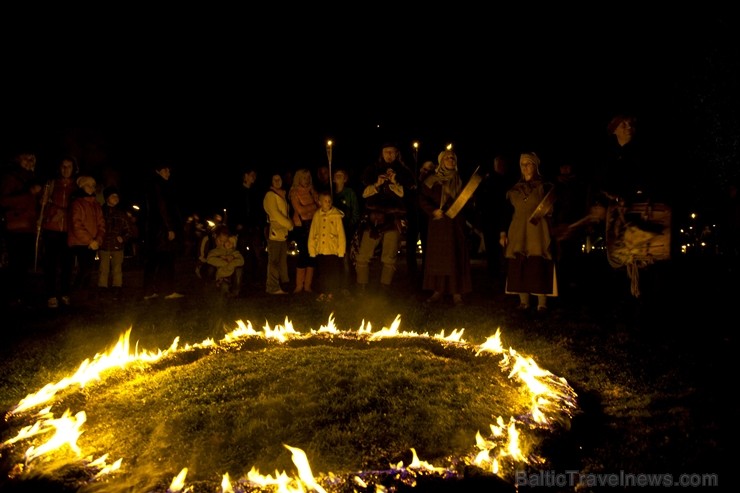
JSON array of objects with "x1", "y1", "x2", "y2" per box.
[
  {"x1": 228, "y1": 167, "x2": 265, "y2": 291},
  {"x1": 475, "y1": 154, "x2": 515, "y2": 292},
  {"x1": 355, "y1": 141, "x2": 414, "y2": 292},
  {"x1": 142, "y1": 163, "x2": 184, "y2": 300},
  {"x1": 0, "y1": 151, "x2": 41, "y2": 308}
]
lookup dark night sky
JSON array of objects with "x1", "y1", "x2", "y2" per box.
[{"x1": 3, "y1": 11, "x2": 739, "y2": 217}]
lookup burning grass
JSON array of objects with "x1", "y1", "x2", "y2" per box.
[{"x1": 1, "y1": 315, "x2": 577, "y2": 492}]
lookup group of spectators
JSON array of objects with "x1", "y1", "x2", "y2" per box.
[{"x1": 4, "y1": 114, "x2": 736, "y2": 317}]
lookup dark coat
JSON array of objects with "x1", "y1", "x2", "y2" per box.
[
  {"x1": 101, "y1": 204, "x2": 133, "y2": 251},
  {"x1": 418, "y1": 178, "x2": 472, "y2": 294},
  {"x1": 143, "y1": 173, "x2": 183, "y2": 253}
]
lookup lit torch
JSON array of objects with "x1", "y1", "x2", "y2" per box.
[
  {"x1": 412, "y1": 141, "x2": 420, "y2": 185},
  {"x1": 326, "y1": 139, "x2": 333, "y2": 195}
]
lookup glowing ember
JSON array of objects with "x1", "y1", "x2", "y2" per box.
[{"x1": 1, "y1": 314, "x2": 577, "y2": 491}]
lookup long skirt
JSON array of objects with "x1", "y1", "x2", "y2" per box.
[{"x1": 505, "y1": 253, "x2": 558, "y2": 296}]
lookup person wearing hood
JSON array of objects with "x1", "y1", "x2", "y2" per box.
[
  {"x1": 500, "y1": 152, "x2": 558, "y2": 313},
  {"x1": 418, "y1": 149, "x2": 472, "y2": 306}
]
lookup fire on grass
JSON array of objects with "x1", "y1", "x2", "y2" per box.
[{"x1": 1, "y1": 314, "x2": 577, "y2": 492}]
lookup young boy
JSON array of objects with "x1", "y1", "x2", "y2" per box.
[
  {"x1": 308, "y1": 190, "x2": 346, "y2": 302},
  {"x1": 98, "y1": 186, "x2": 133, "y2": 300},
  {"x1": 206, "y1": 226, "x2": 245, "y2": 297}
]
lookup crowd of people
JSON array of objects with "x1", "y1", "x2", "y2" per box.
[{"x1": 2, "y1": 115, "x2": 735, "y2": 320}]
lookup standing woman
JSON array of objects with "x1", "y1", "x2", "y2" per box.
[
  {"x1": 500, "y1": 152, "x2": 558, "y2": 313},
  {"x1": 418, "y1": 149, "x2": 472, "y2": 305},
  {"x1": 263, "y1": 173, "x2": 294, "y2": 295},
  {"x1": 40, "y1": 156, "x2": 78, "y2": 308},
  {"x1": 289, "y1": 168, "x2": 319, "y2": 293}
]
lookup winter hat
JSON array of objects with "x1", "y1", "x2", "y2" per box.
[
  {"x1": 76, "y1": 175, "x2": 96, "y2": 189},
  {"x1": 103, "y1": 186, "x2": 120, "y2": 201},
  {"x1": 519, "y1": 152, "x2": 541, "y2": 168}
]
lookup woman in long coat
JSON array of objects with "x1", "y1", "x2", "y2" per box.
[
  {"x1": 500, "y1": 152, "x2": 557, "y2": 312},
  {"x1": 418, "y1": 149, "x2": 472, "y2": 305}
]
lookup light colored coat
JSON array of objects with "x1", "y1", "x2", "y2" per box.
[
  {"x1": 308, "y1": 206, "x2": 346, "y2": 257},
  {"x1": 206, "y1": 245, "x2": 244, "y2": 279},
  {"x1": 504, "y1": 178, "x2": 553, "y2": 259},
  {"x1": 263, "y1": 189, "x2": 293, "y2": 241}
]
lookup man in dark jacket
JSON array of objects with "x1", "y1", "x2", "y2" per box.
[
  {"x1": 141, "y1": 163, "x2": 184, "y2": 300},
  {"x1": 227, "y1": 167, "x2": 265, "y2": 290},
  {"x1": 355, "y1": 142, "x2": 414, "y2": 291},
  {"x1": 0, "y1": 152, "x2": 41, "y2": 307}
]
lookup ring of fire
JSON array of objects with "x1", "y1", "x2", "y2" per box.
[{"x1": 1, "y1": 314, "x2": 578, "y2": 492}]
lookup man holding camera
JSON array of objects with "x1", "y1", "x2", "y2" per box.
[{"x1": 355, "y1": 142, "x2": 414, "y2": 292}]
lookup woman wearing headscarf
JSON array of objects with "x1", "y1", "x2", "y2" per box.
[
  {"x1": 418, "y1": 149, "x2": 472, "y2": 305},
  {"x1": 500, "y1": 151, "x2": 558, "y2": 313}
]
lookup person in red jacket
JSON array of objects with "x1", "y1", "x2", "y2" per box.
[
  {"x1": 0, "y1": 152, "x2": 42, "y2": 307},
  {"x1": 67, "y1": 175, "x2": 105, "y2": 301}
]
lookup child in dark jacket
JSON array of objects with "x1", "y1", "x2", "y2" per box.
[{"x1": 98, "y1": 187, "x2": 132, "y2": 299}]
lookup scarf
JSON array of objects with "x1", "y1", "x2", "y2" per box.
[{"x1": 424, "y1": 164, "x2": 462, "y2": 206}]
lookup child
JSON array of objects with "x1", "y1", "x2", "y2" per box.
[
  {"x1": 308, "y1": 190, "x2": 346, "y2": 302},
  {"x1": 206, "y1": 226, "x2": 244, "y2": 297},
  {"x1": 196, "y1": 223, "x2": 220, "y2": 280},
  {"x1": 68, "y1": 175, "x2": 105, "y2": 298},
  {"x1": 98, "y1": 186, "x2": 133, "y2": 300}
]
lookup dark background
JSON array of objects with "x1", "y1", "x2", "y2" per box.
[{"x1": 3, "y1": 11, "x2": 739, "y2": 219}]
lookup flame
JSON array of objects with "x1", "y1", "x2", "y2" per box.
[
  {"x1": 168, "y1": 467, "x2": 187, "y2": 492},
  {"x1": 284, "y1": 444, "x2": 327, "y2": 493},
  {"x1": 2, "y1": 313, "x2": 577, "y2": 491},
  {"x1": 23, "y1": 409, "x2": 86, "y2": 461},
  {"x1": 221, "y1": 472, "x2": 234, "y2": 492},
  {"x1": 91, "y1": 454, "x2": 122, "y2": 478},
  {"x1": 10, "y1": 328, "x2": 172, "y2": 415}
]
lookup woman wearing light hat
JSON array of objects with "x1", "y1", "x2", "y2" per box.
[
  {"x1": 500, "y1": 152, "x2": 558, "y2": 313},
  {"x1": 68, "y1": 175, "x2": 105, "y2": 298},
  {"x1": 418, "y1": 149, "x2": 472, "y2": 305}
]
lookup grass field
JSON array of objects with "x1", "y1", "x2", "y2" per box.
[{"x1": 0, "y1": 253, "x2": 729, "y2": 492}]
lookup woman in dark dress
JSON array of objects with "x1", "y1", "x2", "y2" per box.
[
  {"x1": 418, "y1": 149, "x2": 472, "y2": 305},
  {"x1": 500, "y1": 152, "x2": 557, "y2": 313}
]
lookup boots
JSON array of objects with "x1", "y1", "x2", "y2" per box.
[
  {"x1": 294, "y1": 268, "x2": 306, "y2": 293},
  {"x1": 304, "y1": 267, "x2": 314, "y2": 293}
]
